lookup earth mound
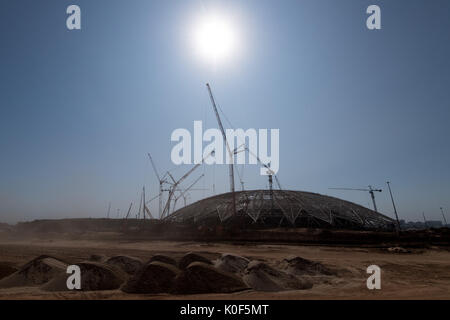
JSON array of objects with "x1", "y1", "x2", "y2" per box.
[
  {"x1": 178, "y1": 252, "x2": 212, "y2": 270},
  {"x1": 42, "y1": 261, "x2": 126, "y2": 291},
  {"x1": 215, "y1": 253, "x2": 249, "y2": 274},
  {"x1": 0, "y1": 255, "x2": 67, "y2": 288},
  {"x1": 243, "y1": 261, "x2": 313, "y2": 291},
  {"x1": 106, "y1": 256, "x2": 143, "y2": 275},
  {"x1": 172, "y1": 262, "x2": 248, "y2": 294},
  {"x1": 148, "y1": 254, "x2": 177, "y2": 266},
  {"x1": 121, "y1": 261, "x2": 180, "y2": 294},
  {"x1": 0, "y1": 263, "x2": 18, "y2": 280},
  {"x1": 89, "y1": 254, "x2": 107, "y2": 262},
  {"x1": 281, "y1": 256, "x2": 335, "y2": 276}
]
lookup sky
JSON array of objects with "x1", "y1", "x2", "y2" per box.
[{"x1": 0, "y1": 0, "x2": 449, "y2": 224}]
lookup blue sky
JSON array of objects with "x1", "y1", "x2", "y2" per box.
[{"x1": 0, "y1": 0, "x2": 449, "y2": 224}]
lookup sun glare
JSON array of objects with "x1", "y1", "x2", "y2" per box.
[{"x1": 192, "y1": 13, "x2": 238, "y2": 65}]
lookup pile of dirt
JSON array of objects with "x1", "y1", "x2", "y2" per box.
[
  {"x1": 121, "y1": 261, "x2": 180, "y2": 294},
  {"x1": 178, "y1": 252, "x2": 212, "y2": 270},
  {"x1": 243, "y1": 261, "x2": 313, "y2": 291},
  {"x1": 0, "y1": 255, "x2": 67, "y2": 288},
  {"x1": 42, "y1": 261, "x2": 126, "y2": 291},
  {"x1": 106, "y1": 256, "x2": 143, "y2": 275},
  {"x1": 280, "y1": 256, "x2": 335, "y2": 276},
  {"x1": 148, "y1": 254, "x2": 177, "y2": 266},
  {"x1": 0, "y1": 263, "x2": 18, "y2": 280},
  {"x1": 172, "y1": 262, "x2": 248, "y2": 294},
  {"x1": 215, "y1": 253, "x2": 249, "y2": 274}
]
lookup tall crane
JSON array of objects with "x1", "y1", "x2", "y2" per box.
[
  {"x1": 246, "y1": 146, "x2": 282, "y2": 191},
  {"x1": 329, "y1": 186, "x2": 382, "y2": 213},
  {"x1": 148, "y1": 153, "x2": 170, "y2": 219},
  {"x1": 137, "y1": 186, "x2": 153, "y2": 219},
  {"x1": 124, "y1": 202, "x2": 133, "y2": 220},
  {"x1": 422, "y1": 212, "x2": 428, "y2": 228},
  {"x1": 106, "y1": 202, "x2": 111, "y2": 219},
  {"x1": 386, "y1": 181, "x2": 401, "y2": 232},
  {"x1": 172, "y1": 174, "x2": 205, "y2": 212},
  {"x1": 206, "y1": 83, "x2": 237, "y2": 217},
  {"x1": 161, "y1": 150, "x2": 214, "y2": 219},
  {"x1": 440, "y1": 207, "x2": 448, "y2": 226}
]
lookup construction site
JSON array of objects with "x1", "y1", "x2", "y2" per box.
[
  {"x1": 0, "y1": 84, "x2": 449, "y2": 300},
  {"x1": 1, "y1": 0, "x2": 449, "y2": 302},
  {"x1": 102, "y1": 84, "x2": 403, "y2": 235}
]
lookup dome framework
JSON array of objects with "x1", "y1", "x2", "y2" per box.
[{"x1": 165, "y1": 190, "x2": 396, "y2": 231}]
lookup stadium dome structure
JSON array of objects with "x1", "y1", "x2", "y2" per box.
[{"x1": 165, "y1": 190, "x2": 396, "y2": 231}]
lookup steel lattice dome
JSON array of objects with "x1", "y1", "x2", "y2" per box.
[{"x1": 165, "y1": 190, "x2": 396, "y2": 230}]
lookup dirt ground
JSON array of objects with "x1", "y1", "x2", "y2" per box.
[{"x1": 0, "y1": 237, "x2": 448, "y2": 300}]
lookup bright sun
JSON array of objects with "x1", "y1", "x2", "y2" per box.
[{"x1": 192, "y1": 13, "x2": 238, "y2": 64}]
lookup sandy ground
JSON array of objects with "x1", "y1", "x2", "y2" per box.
[{"x1": 0, "y1": 238, "x2": 448, "y2": 300}]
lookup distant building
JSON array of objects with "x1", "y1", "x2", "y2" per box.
[{"x1": 399, "y1": 219, "x2": 445, "y2": 230}]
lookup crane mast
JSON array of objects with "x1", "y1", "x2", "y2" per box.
[
  {"x1": 440, "y1": 207, "x2": 448, "y2": 226},
  {"x1": 148, "y1": 153, "x2": 165, "y2": 219},
  {"x1": 206, "y1": 83, "x2": 237, "y2": 217}
]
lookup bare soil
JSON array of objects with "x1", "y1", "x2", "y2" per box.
[{"x1": 0, "y1": 236, "x2": 448, "y2": 300}]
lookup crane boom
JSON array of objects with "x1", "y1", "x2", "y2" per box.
[
  {"x1": 206, "y1": 83, "x2": 236, "y2": 216},
  {"x1": 175, "y1": 174, "x2": 205, "y2": 201},
  {"x1": 330, "y1": 187, "x2": 372, "y2": 192},
  {"x1": 147, "y1": 153, "x2": 161, "y2": 182},
  {"x1": 173, "y1": 174, "x2": 205, "y2": 211},
  {"x1": 161, "y1": 151, "x2": 214, "y2": 219},
  {"x1": 246, "y1": 147, "x2": 282, "y2": 190},
  {"x1": 329, "y1": 186, "x2": 382, "y2": 213}
]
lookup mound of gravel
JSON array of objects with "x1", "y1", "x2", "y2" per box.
[
  {"x1": 215, "y1": 253, "x2": 250, "y2": 274},
  {"x1": 178, "y1": 252, "x2": 212, "y2": 270},
  {"x1": 148, "y1": 254, "x2": 177, "y2": 266},
  {"x1": 121, "y1": 261, "x2": 180, "y2": 294},
  {"x1": 0, "y1": 255, "x2": 68, "y2": 288},
  {"x1": 0, "y1": 263, "x2": 18, "y2": 280},
  {"x1": 281, "y1": 256, "x2": 335, "y2": 276},
  {"x1": 172, "y1": 262, "x2": 248, "y2": 294},
  {"x1": 243, "y1": 261, "x2": 313, "y2": 292},
  {"x1": 106, "y1": 256, "x2": 143, "y2": 275},
  {"x1": 42, "y1": 261, "x2": 126, "y2": 291}
]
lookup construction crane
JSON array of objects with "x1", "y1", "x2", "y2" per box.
[
  {"x1": 440, "y1": 207, "x2": 448, "y2": 226},
  {"x1": 137, "y1": 186, "x2": 153, "y2": 220},
  {"x1": 329, "y1": 186, "x2": 382, "y2": 213},
  {"x1": 232, "y1": 144, "x2": 248, "y2": 192},
  {"x1": 246, "y1": 146, "x2": 282, "y2": 190},
  {"x1": 172, "y1": 174, "x2": 205, "y2": 212},
  {"x1": 386, "y1": 181, "x2": 401, "y2": 232},
  {"x1": 124, "y1": 202, "x2": 133, "y2": 220},
  {"x1": 422, "y1": 212, "x2": 428, "y2": 228},
  {"x1": 148, "y1": 153, "x2": 171, "y2": 219},
  {"x1": 161, "y1": 150, "x2": 214, "y2": 219},
  {"x1": 206, "y1": 83, "x2": 237, "y2": 217}
]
